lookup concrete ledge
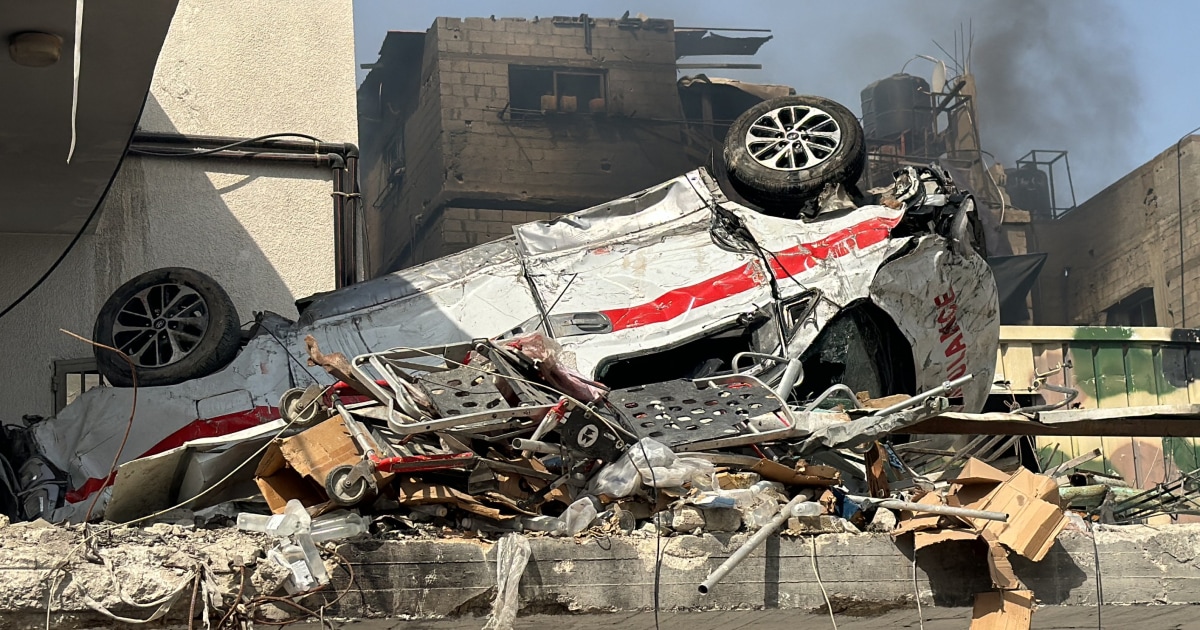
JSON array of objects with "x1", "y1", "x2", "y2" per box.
[
  {"x1": 4, "y1": 522, "x2": 1200, "y2": 628},
  {"x1": 330, "y1": 524, "x2": 1200, "y2": 619}
]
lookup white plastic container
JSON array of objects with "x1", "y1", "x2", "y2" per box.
[
  {"x1": 790, "y1": 501, "x2": 823, "y2": 517},
  {"x1": 237, "y1": 499, "x2": 311, "y2": 538},
  {"x1": 271, "y1": 544, "x2": 317, "y2": 593},
  {"x1": 310, "y1": 511, "x2": 368, "y2": 542},
  {"x1": 295, "y1": 532, "x2": 329, "y2": 585}
]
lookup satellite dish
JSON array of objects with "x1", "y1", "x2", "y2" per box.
[
  {"x1": 931, "y1": 60, "x2": 947, "y2": 94},
  {"x1": 914, "y1": 55, "x2": 948, "y2": 93}
]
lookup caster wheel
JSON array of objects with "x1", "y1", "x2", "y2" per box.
[
  {"x1": 280, "y1": 386, "x2": 323, "y2": 427},
  {"x1": 324, "y1": 464, "x2": 375, "y2": 506}
]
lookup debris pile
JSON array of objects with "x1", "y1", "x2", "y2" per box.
[{"x1": 186, "y1": 330, "x2": 1067, "y2": 618}]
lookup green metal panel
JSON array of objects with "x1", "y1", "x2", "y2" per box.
[
  {"x1": 1093, "y1": 343, "x2": 1130, "y2": 409},
  {"x1": 1125, "y1": 346, "x2": 1160, "y2": 406}
]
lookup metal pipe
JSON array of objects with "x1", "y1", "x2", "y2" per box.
[
  {"x1": 345, "y1": 154, "x2": 362, "y2": 283},
  {"x1": 132, "y1": 131, "x2": 358, "y2": 158},
  {"x1": 845, "y1": 494, "x2": 1008, "y2": 522},
  {"x1": 870, "y1": 374, "x2": 974, "y2": 416},
  {"x1": 773, "y1": 358, "x2": 804, "y2": 401},
  {"x1": 331, "y1": 154, "x2": 348, "y2": 288},
  {"x1": 128, "y1": 144, "x2": 337, "y2": 165},
  {"x1": 803, "y1": 383, "x2": 863, "y2": 413},
  {"x1": 698, "y1": 493, "x2": 810, "y2": 594},
  {"x1": 511, "y1": 438, "x2": 564, "y2": 455}
]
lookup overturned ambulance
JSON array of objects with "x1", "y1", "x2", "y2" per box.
[{"x1": 1, "y1": 95, "x2": 999, "y2": 522}]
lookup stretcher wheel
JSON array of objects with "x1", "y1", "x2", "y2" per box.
[
  {"x1": 325, "y1": 464, "x2": 375, "y2": 506},
  {"x1": 280, "y1": 387, "x2": 323, "y2": 427}
]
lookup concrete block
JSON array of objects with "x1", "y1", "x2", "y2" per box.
[
  {"x1": 529, "y1": 44, "x2": 554, "y2": 58},
  {"x1": 670, "y1": 505, "x2": 706, "y2": 532},
  {"x1": 701, "y1": 508, "x2": 742, "y2": 533},
  {"x1": 867, "y1": 508, "x2": 898, "y2": 533},
  {"x1": 501, "y1": 210, "x2": 527, "y2": 223},
  {"x1": 785, "y1": 515, "x2": 857, "y2": 534},
  {"x1": 482, "y1": 42, "x2": 508, "y2": 56}
]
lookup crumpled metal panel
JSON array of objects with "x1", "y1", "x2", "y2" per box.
[
  {"x1": 515, "y1": 173, "x2": 712, "y2": 256},
  {"x1": 870, "y1": 236, "x2": 1000, "y2": 412}
]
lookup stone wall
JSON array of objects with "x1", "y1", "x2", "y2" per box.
[
  {"x1": 1032, "y1": 136, "x2": 1200, "y2": 326},
  {"x1": 369, "y1": 17, "x2": 698, "y2": 272}
]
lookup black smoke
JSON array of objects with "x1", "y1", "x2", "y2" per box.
[{"x1": 748, "y1": 0, "x2": 1141, "y2": 201}]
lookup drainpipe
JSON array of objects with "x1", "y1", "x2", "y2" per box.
[{"x1": 128, "y1": 132, "x2": 362, "y2": 287}]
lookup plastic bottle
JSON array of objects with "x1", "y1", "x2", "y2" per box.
[
  {"x1": 520, "y1": 515, "x2": 567, "y2": 534},
  {"x1": 790, "y1": 501, "x2": 823, "y2": 517},
  {"x1": 409, "y1": 504, "x2": 448, "y2": 518},
  {"x1": 744, "y1": 500, "x2": 779, "y2": 529},
  {"x1": 272, "y1": 544, "x2": 317, "y2": 592},
  {"x1": 237, "y1": 499, "x2": 311, "y2": 537},
  {"x1": 295, "y1": 531, "x2": 330, "y2": 585},
  {"x1": 310, "y1": 511, "x2": 368, "y2": 542}
]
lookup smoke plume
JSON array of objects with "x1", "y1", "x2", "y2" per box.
[{"x1": 750, "y1": 0, "x2": 1141, "y2": 201}]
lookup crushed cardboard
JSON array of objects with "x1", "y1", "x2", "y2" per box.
[
  {"x1": 969, "y1": 589, "x2": 1033, "y2": 630},
  {"x1": 925, "y1": 458, "x2": 1068, "y2": 563},
  {"x1": 913, "y1": 528, "x2": 977, "y2": 550},
  {"x1": 985, "y1": 538, "x2": 1024, "y2": 590},
  {"x1": 254, "y1": 415, "x2": 390, "y2": 514},
  {"x1": 752, "y1": 459, "x2": 842, "y2": 486},
  {"x1": 395, "y1": 476, "x2": 511, "y2": 521}
]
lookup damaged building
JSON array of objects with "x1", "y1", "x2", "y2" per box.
[
  {"x1": 357, "y1": 15, "x2": 785, "y2": 273},
  {"x1": 1028, "y1": 136, "x2": 1200, "y2": 328}
]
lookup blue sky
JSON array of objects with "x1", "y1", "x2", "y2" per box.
[{"x1": 352, "y1": 1, "x2": 1200, "y2": 202}]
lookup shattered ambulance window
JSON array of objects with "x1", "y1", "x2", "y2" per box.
[{"x1": 508, "y1": 65, "x2": 606, "y2": 118}]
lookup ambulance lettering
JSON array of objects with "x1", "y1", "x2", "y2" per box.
[{"x1": 934, "y1": 286, "x2": 968, "y2": 397}]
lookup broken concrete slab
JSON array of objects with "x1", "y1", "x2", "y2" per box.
[
  {"x1": 326, "y1": 525, "x2": 1200, "y2": 620},
  {"x1": 5, "y1": 523, "x2": 1200, "y2": 627}
]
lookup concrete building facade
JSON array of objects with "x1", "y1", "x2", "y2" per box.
[
  {"x1": 0, "y1": 0, "x2": 359, "y2": 423},
  {"x1": 359, "y1": 16, "x2": 779, "y2": 274},
  {"x1": 1031, "y1": 136, "x2": 1200, "y2": 327}
]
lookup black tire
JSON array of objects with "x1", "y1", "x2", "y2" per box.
[
  {"x1": 93, "y1": 267, "x2": 241, "y2": 387},
  {"x1": 723, "y1": 95, "x2": 866, "y2": 214}
]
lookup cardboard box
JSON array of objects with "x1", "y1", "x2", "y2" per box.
[
  {"x1": 969, "y1": 590, "x2": 1033, "y2": 630},
  {"x1": 254, "y1": 415, "x2": 389, "y2": 513},
  {"x1": 952, "y1": 459, "x2": 1068, "y2": 562}
]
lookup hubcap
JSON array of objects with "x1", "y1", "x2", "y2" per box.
[
  {"x1": 744, "y1": 105, "x2": 842, "y2": 172},
  {"x1": 111, "y1": 282, "x2": 209, "y2": 368}
]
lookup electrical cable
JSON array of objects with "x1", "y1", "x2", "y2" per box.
[
  {"x1": 636, "y1": 438, "x2": 662, "y2": 630},
  {"x1": 0, "y1": 174, "x2": 109, "y2": 323},
  {"x1": 912, "y1": 550, "x2": 925, "y2": 630},
  {"x1": 810, "y1": 536, "x2": 838, "y2": 630},
  {"x1": 1086, "y1": 519, "x2": 1104, "y2": 630},
  {"x1": 128, "y1": 133, "x2": 326, "y2": 157},
  {"x1": 1176, "y1": 127, "x2": 1200, "y2": 327}
]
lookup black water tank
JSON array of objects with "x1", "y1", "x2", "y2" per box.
[
  {"x1": 1005, "y1": 165, "x2": 1052, "y2": 217},
  {"x1": 860, "y1": 74, "x2": 934, "y2": 145}
]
